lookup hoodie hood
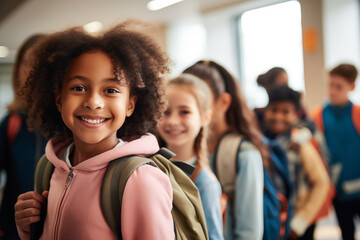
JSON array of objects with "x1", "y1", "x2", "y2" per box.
[{"x1": 45, "y1": 133, "x2": 160, "y2": 172}]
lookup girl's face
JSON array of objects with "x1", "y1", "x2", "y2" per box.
[
  {"x1": 56, "y1": 51, "x2": 136, "y2": 150},
  {"x1": 158, "y1": 85, "x2": 203, "y2": 150}
]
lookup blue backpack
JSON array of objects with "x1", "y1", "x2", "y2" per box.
[{"x1": 213, "y1": 132, "x2": 292, "y2": 240}]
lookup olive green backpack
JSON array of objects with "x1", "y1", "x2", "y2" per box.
[{"x1": 32, "y1": 148, "x2": 209, "y2": 240}]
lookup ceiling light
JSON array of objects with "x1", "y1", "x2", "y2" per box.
[
  {"x1": 0, "y1": 46, "x2": 9, "y2": 58},
  {"x1": 147, "y1": 0, "x2": 183, "y2": 11},
  {"x1": 84, "y1": 21, "x2": 103, "y2": 33}
]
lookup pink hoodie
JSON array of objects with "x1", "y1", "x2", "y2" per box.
[{"x1": 18, "y1": 134, "x2": 174, "y2": 240}]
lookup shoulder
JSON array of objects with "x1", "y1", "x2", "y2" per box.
[
  {"x1": 195, "y1": 167, "x2": 221, "y2": 191},
  {"x1": 125, "y1": 164, "x2": 172, "y2": 198},
  {"x1": 237, "y1": 140, "x2": 263, "y2": 169},
  {"x1": 238, "y1": 140, "x2": 262, "y2": 159}
]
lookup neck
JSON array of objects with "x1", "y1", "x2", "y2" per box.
[
  {"x1": 71, "y1": 137, "x2": 119, "y2": 166},
  {"x1": 167, "y1": 141, "x2": 196, "y2": 162},
  {"x1": 208, "y1": 120, "x2": 230, "y2": 154},
  {"x1": 331, "y1": 100, "x2": 350, "y2": 107}
]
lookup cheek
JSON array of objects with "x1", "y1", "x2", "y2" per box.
[{"x1": 157, "y1": 119, "x2": 166, "y2": 131}]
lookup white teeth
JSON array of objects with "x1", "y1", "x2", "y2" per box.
[
  {"x1": 81, "y1": 117, "x2": 106, "y2": 124},
  {"x1": 166, "y1": 130, "x2": 182, "y2": 135}
]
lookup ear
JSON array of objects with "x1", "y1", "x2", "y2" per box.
[
  {"x1": 126, "y1": 95, "x2": 137, "y2": 117},
  {"x1": 202, "y1": 109, "x2": 213, "y2": 127},
  {"x1": 218, "y1": 92, "x2": 232, "y2": 112},
  {"x1": 55, "y1": 93, "x2": 62, "y2": 112},
  {"x1": 350, "y1": 82, "x2": 356, "y2": 91}
]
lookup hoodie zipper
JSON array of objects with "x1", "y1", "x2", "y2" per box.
[{"x1": 53, "y1": 167, "x2": 74, "y2": 239}]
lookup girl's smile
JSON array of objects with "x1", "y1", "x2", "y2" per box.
[
  {"x1": 56, "y1": 50, "x2": 136, "y2": 160},
  {"x1": 78, "y1": 115, "x2": 109, "y2": 127},
  {"x1": 158, "y1": 85, "x2": 202, "y2": 149}
]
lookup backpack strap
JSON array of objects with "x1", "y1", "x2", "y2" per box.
[
  {"x1": 6, "y1": 114, "x2": 22, "y2": 145},
  {"x1": 34, "y1": 154, "x2": 54, "y2": 194},
  {"x1": 31, "y1": 154, "x2": 54, "y2": 240},
  {"x1": 311, "y1": 105, "x2": 324, "y2": 133},
  {"x1": 100, "y1": 155, "x2": 156, "y2": 239},
  {"x1": 352, "y1": 104, "x2": 360, "y2": 136},
  {"x1": 214, "y1": 132, "x2": 243, "y2": 200}
]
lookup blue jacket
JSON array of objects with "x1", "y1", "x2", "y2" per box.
[
  {"x1": 194, "y1": 167, "x2": 224, "y2": 240},
  {"x1": 323, "y1": 102, "x2": 360, "y2": 200},
  {"x1": 211, "y1": 141, "x2": 264, "y2": 240}
]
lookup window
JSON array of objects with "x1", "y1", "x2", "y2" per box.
[{"x1": 237, "y1": 0, "x2": 304, "y2": 108}]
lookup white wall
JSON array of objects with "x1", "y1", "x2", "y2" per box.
[
  {"x1": 166, "y1": 0, "x2": 287, "y2": 78},
  {"x1": 166, "y1": 15, "x2": 207, "y2": 76},
  {"x1": 323, "y1": 0, "x2": 360, "y2": 103}
]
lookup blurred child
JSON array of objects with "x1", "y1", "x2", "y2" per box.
[
  {"x1": 312, "y1": 63, "x2": 360, "y2": 240},
  {"x1": 0, "y1": 34, "x2": 47, "y2": 240},
  {"x1": 184, "y1": 60, "x2": 266, "y2": 240},
  {"x1": 157, "y1": 73, "x2": 223, "y2": 240},
  {"x1": 264, "y1": 85, "x2": 330, "y2": 240},
  {"x1": 14, "y1": 22, "x2": 174, "y2": 240}
]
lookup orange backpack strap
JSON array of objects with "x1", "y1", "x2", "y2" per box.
[
  {"x1": 311, "y1": 106, "x2": 324, "y2": 133},
  {"x1": 6, "y1": 114, "x2": 22, "y2": 145},
  {"x1": 352, "y1": 104, "x2": 360, "y2": 136}
]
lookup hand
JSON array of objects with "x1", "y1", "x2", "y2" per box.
[{"x1": 14, "y1": 191, "x2": 48, "y2": 234}]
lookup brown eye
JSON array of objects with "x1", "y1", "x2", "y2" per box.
[{"x1": 71, "y1": 86, "x2": 86, "y2": 92}]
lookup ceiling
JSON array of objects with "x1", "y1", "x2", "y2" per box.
[{"x1": 0, "y1": 0, "x2": 247, "y2": 59}]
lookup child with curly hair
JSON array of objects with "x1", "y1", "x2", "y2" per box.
[
  {"x1": 14, "y1": 22, "x2": 174, "y2": 240},
  {"x1": 264, "y1": 85, "x2": 330, "y2": 240}
]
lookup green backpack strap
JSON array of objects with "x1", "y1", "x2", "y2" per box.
[
  {"x1": 31, "y1": 154, "x2": 54, "y2": 240},
  {"x1": 100, "y1": 155, "x2": 156, "y2": 239},
  {"x1": 150, "y1": 148, "x2": 209, "y2": 240},
  {"x1": 34, "y1": 154, "x2": 54, "y2": 194}
]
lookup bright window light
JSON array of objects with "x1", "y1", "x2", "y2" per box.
[
  {"x1": 84, "y1": 21, "x2": 103, "y2": 33},
  {"x1": 147, "y1": 0, "x2": 183, "y2": 11},
  {"x1": 238, "y1": 1, "x2": 304, "y2": 108},
  {"x1": 0, "y1": 46, "x2": 9, "y2": 58}
]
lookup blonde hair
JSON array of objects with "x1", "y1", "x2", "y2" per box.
[{"x1": 168, "y1": 73, "x2": 212, "y2": 167}]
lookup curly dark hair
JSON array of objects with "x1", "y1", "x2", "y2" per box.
[
  {"x1": 267, "y1": 85, "x2": 301, "y2": 111},
  {"x1": 26, "y1": 21, "x2": 169, "y2": 139}
]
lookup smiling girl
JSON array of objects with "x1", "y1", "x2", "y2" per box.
[
  {"x1": 14, "y1": 22, "x2": 174, "y2": 240},
  {"x1": 157, "y1": 74, "x2": 223, "y2": 240}
]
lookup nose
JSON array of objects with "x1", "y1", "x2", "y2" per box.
[
  {"x1": 83, "y1": 92, "x2": 104, "y2": 110},
  {"x1": 166, "y1": 112, "x2": 180, "y2": 126}
]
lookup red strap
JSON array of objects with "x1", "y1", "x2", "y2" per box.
[
  {"x1": 6, "y1": 114, "x2": 22, "y2": 145},
  {"x1": 352, "y1": 105, "x2": 360, "y2": 136},
  {"x1": 277, "y1": 193, "x2": 288, "y2": 236},
  {"x1": 311, "y1": 105, "x2": 324, "y2": 133}
]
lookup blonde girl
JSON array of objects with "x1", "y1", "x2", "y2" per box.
[{"x1": 157, "y1": 73, "x2": 223, "y2": 240}]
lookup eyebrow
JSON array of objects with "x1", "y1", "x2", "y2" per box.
[{"x1": 66, "y1": 75, "x2": 122, "y2": 83}]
